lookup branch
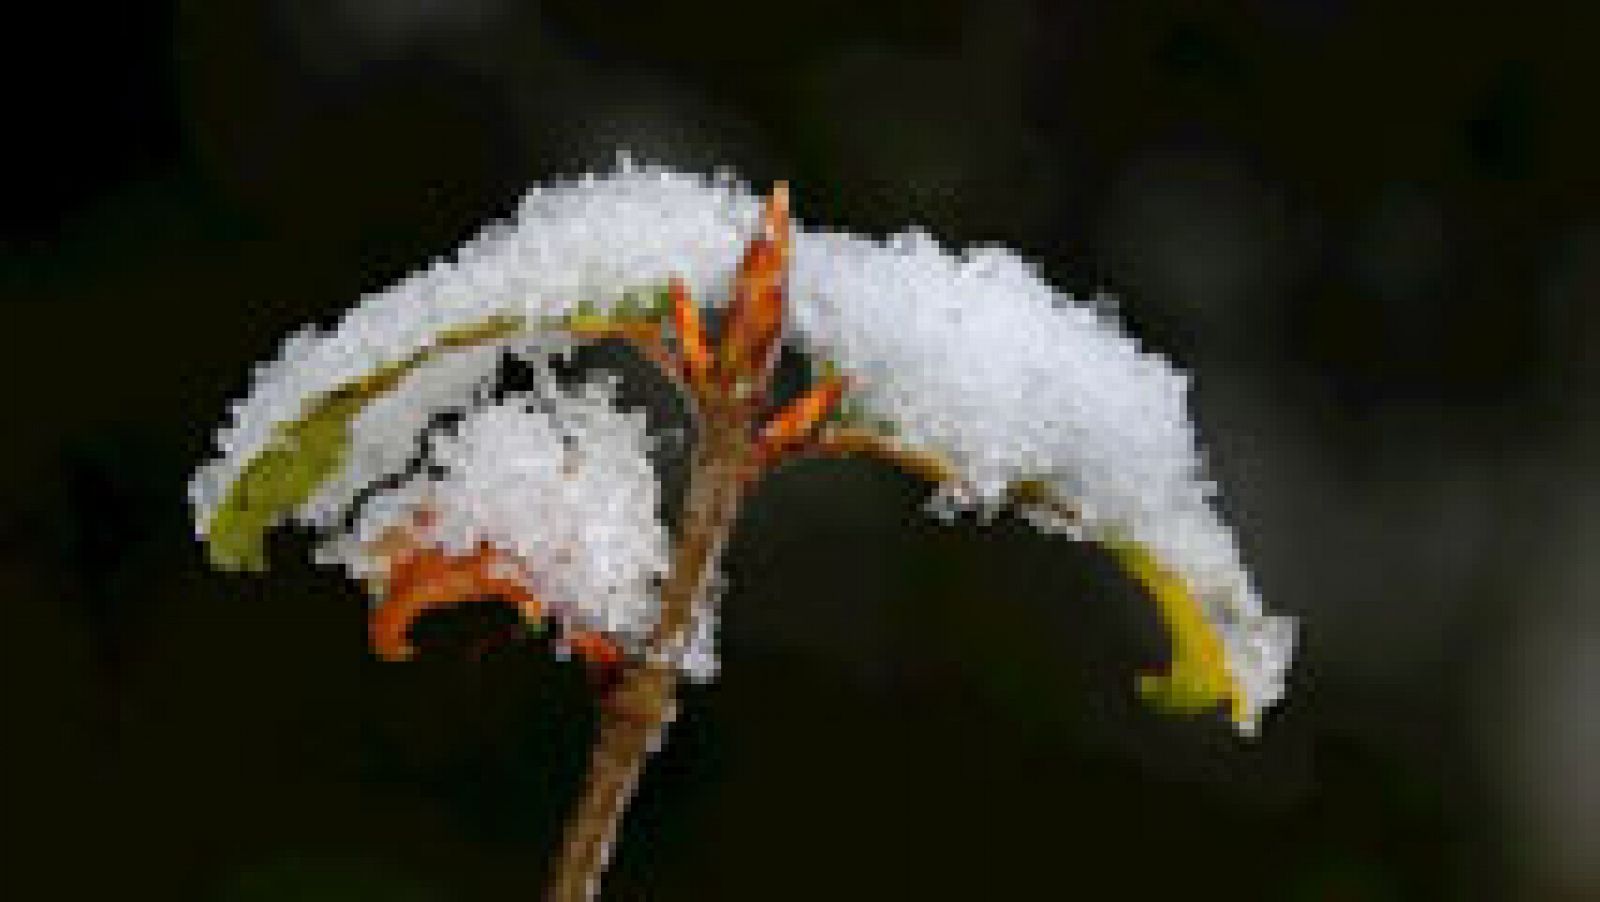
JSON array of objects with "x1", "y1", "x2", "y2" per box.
[
  {"x1": 543, "y1": 405, "x2": 752, "y2": 901},
  {"x1": 804, "y1": 425, "x2": 1247, "y2": 727}
]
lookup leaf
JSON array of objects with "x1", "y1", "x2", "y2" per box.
[
  {"x1": 1003, "y1": 479, "x2": 1245, "y2": 726},
  {"x1": 560, "y1": 288, "x2": 678, "y2": 335},
  {"x1": 369, "y1": 539, "x2": 544, "y2": 661},
  {"x1": 202, "y1": 316, "x2": 525, "y2": 571},
  {"x1": 612, "y1": 293, "x2": 643, "y2": 320},
  {"x1": 205, "y1": 397, "x2": 357, "y2": 571},
  {"x1": 639, "y1": 284, "x2": 675, "y2": 320},
  {"x1": 1105, "y1": 538, "x2": 1243, "y2": 725}
]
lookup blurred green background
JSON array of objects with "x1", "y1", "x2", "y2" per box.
[{"x1": 4, "y1": 1, "x2": 1597, "y2": 899}]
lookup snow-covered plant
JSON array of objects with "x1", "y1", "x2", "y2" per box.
[{"x1": 189, "y1": 158, "x2": 1295, "y2": 900}]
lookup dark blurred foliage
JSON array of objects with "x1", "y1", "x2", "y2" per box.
[{"x1": 3, "y1": 1, "x2": 1597, "y2": 899}]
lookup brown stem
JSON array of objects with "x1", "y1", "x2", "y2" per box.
[
  {"x1": 799, "y1": 425, "x2": 1083, "y2": 526},
  {"x1": 801, "y1": 425, "x2": 956, "y2": 486},
  {"x1": 543, "y1": 403, "x2": 752, "y2": 902},
  {"x1": 541, "y1": 660, "x2": 676, "y2": 902}
]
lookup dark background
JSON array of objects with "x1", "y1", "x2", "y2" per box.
[{"x1": 4, "y1": 1, "x2": 1597, "y2": 899}]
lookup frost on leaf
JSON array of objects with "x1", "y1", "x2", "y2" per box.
[
  {"x1": 189, "y1": 159, "x2": 1294, "y2": 735},
  {"x1": 199, "y1": 316, "x2": 525, "y2": 571}
]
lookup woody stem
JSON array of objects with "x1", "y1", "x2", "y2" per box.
[{"x1": 543, "y1": 400, "x2": 753, "y2": 902}]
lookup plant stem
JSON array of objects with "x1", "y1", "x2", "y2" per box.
[{"x1": 544, "y1": 407, "x2": 752, "y2": 901}]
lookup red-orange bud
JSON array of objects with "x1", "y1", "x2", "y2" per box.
[
  {"x1": 754, "y1": 372, "x2": 847, "y2": 467},
  {"x1": 668, "y1": 276, "x2": 711, "y2": 389},
  {"x1": 717, "y1": 182, "x2": 791, "y2": 396}
]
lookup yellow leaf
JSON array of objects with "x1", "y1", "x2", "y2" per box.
[{"x1": 1106, "y1": 538, "x2": 1244, "y2": 726}]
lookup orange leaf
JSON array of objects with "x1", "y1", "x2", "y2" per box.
[{"x1": 370, "y1": 540, "x2": 543, "y2": 662}]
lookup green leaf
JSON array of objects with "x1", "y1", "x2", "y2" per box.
[
  {"x1": 203, "y1": 285, "x2": 683, "y2": 573},
  {"x1": 202, "y1": 316, "x2": 525, "y2": 571},
  {"x1": 205, "y1": 396, "x2": 357, "y2": 571},
  {"x1": 613, "y1": 293, "x2": 644, "y2": 319},
  {"x1": 526, "y1": 287, "x2": 679, "y2": 348},
  {"x1": 640, "y1": 284, "x2": 674, "y2": 320}
]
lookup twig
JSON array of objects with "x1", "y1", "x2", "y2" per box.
[{"x1": 543, "y1": 404, "x2": 752, "y2": 901}]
